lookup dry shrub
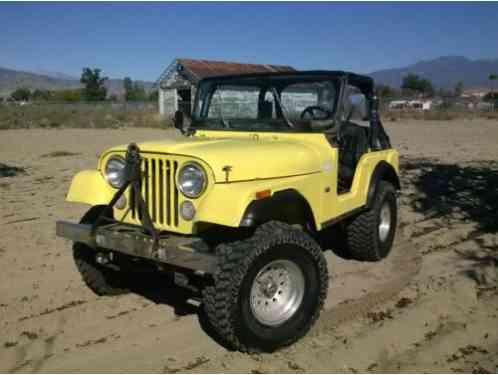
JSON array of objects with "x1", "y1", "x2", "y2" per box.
[
  {"x1": 423, "y1": 110, "x2": 458, "y2": 121},
  {"x1": 382, "y1": 109, "x2": 486, "y2": 122},
  {"x1": 41, "y1": 151, "x2": 80, "y2": 158},
  {"x1": 0, "y1": 104, "x2": 173, "y2": 130},
  {"x1": 484, "y1": 111, "x2": 498, "y2": 120}
]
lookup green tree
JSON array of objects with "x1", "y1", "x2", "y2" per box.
[
  {"x1": 80, "y1": 67, "x2": 108, "y2": 101},
  {"x1": 376, "y1": 84, "x2": 396, "y2": 98},
  {"x1": 483, "y1": 92, "x2": 498, "y2": 102},
  {"x1": 133, "y1": 82, "x2": 146, "y2": 101},
  {"x1": 123, "y1": 77, "x2": 147, "y2": 101},
  {"x1": 52, "y1": 89, "x2": 82, "y2": 102},
  {"x1": 123, "y1": 77, "x2": 134, "y2": 101},
  {"x1": 401, "y1": 74, "x2": 420, "y2": 92},
  {"x1": 32, "y1": 89, "x2": 52, "y2": 101},
  {"x1": 490, "y1": 74, "x2": 498, "y2": 111},
  {"x1": 489, "y1": 73, "x2": 497, "y2": 93},
  {"x1": 454, "y1": 81, "x2": 464, "y2": 97},
  {"x1": 148, "y1": 90, "x2": 159, "y2": 102},
  {"x1": 10, "y1": 87, "x2": 31, "y2": 101},
  {"x1": 419, "y1": 78, "x2": 434, "y2": 96},
  {"x1": 401, "y1": 74, "x2": 434, "y2": 96}
]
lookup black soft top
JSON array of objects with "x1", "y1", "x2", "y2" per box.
[{"x1": 199, "y1": 70, "x2": 375, "y2": 96}]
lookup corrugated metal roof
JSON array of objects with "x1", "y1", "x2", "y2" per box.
[{"x1": 177, "y1": 58, "x2": 296, "y2": 80}]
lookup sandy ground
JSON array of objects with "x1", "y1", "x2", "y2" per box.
[{"x1": 0, "y1": 120, "x2": 497, "y2": 373}]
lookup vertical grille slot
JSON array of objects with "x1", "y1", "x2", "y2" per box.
[
  {"x1": 158, "y1": 160, "x2": 164, "y2": 224},
  {"x1": 166, "y1": 160, "x2": 171, "y2": 225},
  {"x1": 126, "y1": 155, "x2": 180, "y2": 228},
  {"x1": 144, "y1": 158, "x2": 148, "y2": 211},
  {"x1": 140, "y1": 159, "x2": 147, "y2": 221},
  {"x1": 151, "y1": 158, "x2": 157, "y2": 222},
  {"x1": 168, "y1": 160, "x2": 175, "y2": 227},
  {"x1": 148, "y1": 159, "x2": 153, "y2": 221},
  {"x1": 173, "y1": 161, "x2": 179, "y2": 226}
]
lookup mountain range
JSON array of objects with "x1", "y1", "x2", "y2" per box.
[
  {"x1": 1, "y1": 56, "x2": 497, "y2": 97},
  {"x1": 0, "y1": 67, "x2": 154, "y2": 97},
  {"x1": 369, "y1": 56, "x2": 498, "y2": 90}
]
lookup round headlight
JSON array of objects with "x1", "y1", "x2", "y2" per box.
[
  {"x1": 177, "y1": 163, "x2": 206, "y2": 198},
  {"x1": 105, "y1": 156, "x2": 126, "y2": 188}
]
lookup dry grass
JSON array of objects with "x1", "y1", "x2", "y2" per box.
[
  {"x1": 384, "y1": 109, "x2": 498, "y2": 122},
  {"x1": 0, "y1": 104, "x2": 173, "y2": 130},
  {"x1": 1, "y1": 104, "x2": 495, "y2": 130}
]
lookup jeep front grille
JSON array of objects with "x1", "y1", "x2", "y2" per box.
[{"x1": 129, "y1": 155, "x2": 180, "y2": 228}]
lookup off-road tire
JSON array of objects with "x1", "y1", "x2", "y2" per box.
[
  {"x1": 202, "y1": 221, "x2": 328, "y2": 352},
  {"x1": 346, "y1": 181, "x2": 397, "y2": 261},
  {"x1": 73, "y1": 206, "x2": 130, "y2": 296}
]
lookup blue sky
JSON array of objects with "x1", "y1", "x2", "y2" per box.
[{"x1": 1, "y1": 2, "x2": 498, "y2": 81}]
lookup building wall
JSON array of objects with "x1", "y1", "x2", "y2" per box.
[
  {"x1": 158, "y1": 64, "x2": 193, "y2": 116},
  {"x1": 159, "y1": 88, "x2": 178, "y2": 116}
]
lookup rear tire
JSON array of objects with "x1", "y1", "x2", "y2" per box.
[
  {"x1": 345, "y1": 181, "x2": 397, "y2": 261},
  {"x1": 202, "y1": 221, "x2": 328, "y2": 352},
  {"x1": 73, "y1": 206, "x2": 130, "y2": 296}
]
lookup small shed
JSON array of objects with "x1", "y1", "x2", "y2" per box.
[{"x1": 156, "y1": 58, "x2": 296, "y2": 116}]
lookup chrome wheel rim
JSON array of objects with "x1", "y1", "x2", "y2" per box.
[
  {"x1": 378, "y1": 202, "x2": 392, "y2": 242},
  {"x1": 249, "y1": 259, "x2": 305, "y2": 327}
]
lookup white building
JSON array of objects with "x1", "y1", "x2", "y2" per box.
[{"x1": 388, "y1": 99, "x2": 432, "y2": 111}]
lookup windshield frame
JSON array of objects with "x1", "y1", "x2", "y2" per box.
[{"x1": 191, "y1": 74, "x2": 343, "y2": 133}]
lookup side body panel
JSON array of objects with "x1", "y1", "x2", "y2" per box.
[{"x1": 322, "y1": 149, "x2": 399, "y2": 225}]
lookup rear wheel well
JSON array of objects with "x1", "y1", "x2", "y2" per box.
[
  {"x1": 240, "y1": 189, "x2": 317, "y2": 232},
  {"x1": 367, "y1": 161, "x2": 400, "y2": 209}
]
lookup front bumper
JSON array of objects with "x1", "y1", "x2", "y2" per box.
[{"x1": 56, "y1": 220, "x2": 217, "y2": 274}]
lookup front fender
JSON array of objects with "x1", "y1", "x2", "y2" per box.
[
  {"x1": 66, "y1": 170, "x2": 116, "y2": 205},
  {"x1": 194, "y1": 173, "x2": 322, "y2": 230}
]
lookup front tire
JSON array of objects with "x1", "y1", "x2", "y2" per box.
[
  {"x1": 73, "y1": 206, "x2": 130, "y2": 296},
  {"x1": 202, "y1": 221, "x2": 328, "y2": 352}
]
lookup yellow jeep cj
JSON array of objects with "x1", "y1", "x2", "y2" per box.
[{"x1": 57, "y1": 71, "x2": 400, "y2": 352}]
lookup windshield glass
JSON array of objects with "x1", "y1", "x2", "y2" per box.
[{"x1": 192, "y1": 76, "x2": 340, "y2": 132}]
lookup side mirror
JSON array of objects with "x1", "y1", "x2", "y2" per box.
[{"x1": 173, "y1": 110, "x2": 191, "y2": 134}]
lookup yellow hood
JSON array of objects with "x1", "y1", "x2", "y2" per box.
[{"x1": 105, "y1": 131, "x2": 324, "y2": 183}]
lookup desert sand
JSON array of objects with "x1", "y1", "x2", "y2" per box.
[{"x1": 0, "y1": 119, "x2": 497, "y2": 372}]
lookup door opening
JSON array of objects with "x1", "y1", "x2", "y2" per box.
[{"x1": 177, "y1": 88, "x2": 192, "y2": 115}]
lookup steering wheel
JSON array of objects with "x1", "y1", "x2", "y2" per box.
[{"x1": 300, "y1": 105, "x2": 330, "y2": 120}]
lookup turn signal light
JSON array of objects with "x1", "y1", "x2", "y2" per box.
[{"x1": 256, "y1": 189, "x2": 271, "y2": 199}]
